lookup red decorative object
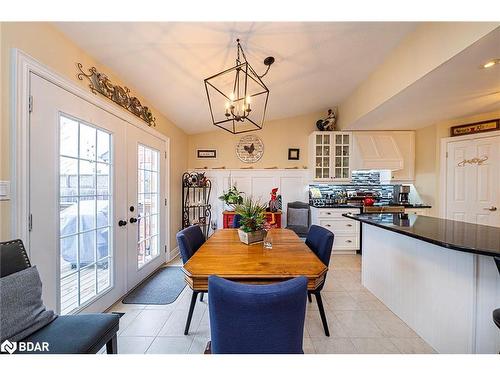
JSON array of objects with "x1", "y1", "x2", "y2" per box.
[
  {"x1": 269, "y1": 187, "x2": 279, "y2": 212},
  {"x1": 363, "y1": 197, "x2": 375, "y2": 206},
  {"x1": 223, "y1": 210, "x2": 282, "y2": 229}
]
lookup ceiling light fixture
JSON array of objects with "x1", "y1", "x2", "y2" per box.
[
  {"x1": 482, "y1": 59, "x2": 500, "y2": 69},
  {"x1": 204, "y1": 39, "x2": 275, "y2": 134}
]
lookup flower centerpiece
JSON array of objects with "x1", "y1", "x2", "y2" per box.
[
  {"x1": 218, "y1": 186, "x2": 244, "y2": 211},
  {"x1": 234, "y1": 197, "x2": 267, "y2": 244}
]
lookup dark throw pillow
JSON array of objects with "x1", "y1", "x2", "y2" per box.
[{"x1": 0, "y1": 266, "x2": 57, "y2": 342}]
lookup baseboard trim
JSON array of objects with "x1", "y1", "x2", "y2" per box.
[{"x1": 170, "y1": 246, "x2": 180, "y2": 261}]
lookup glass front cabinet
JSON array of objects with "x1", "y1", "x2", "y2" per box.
[{"x1": 309, "y1": 131, "x2": 352, "y2": 181}]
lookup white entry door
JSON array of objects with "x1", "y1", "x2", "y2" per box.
[
  {"x1": 126, "y1": 124, "x2": 167, "y2": 289},
  {"x1": 29, "y1": 74, "x2": 168, "y2": 314},
  {"x1": 446, "y1": 134, "x2": 500, "y2": 226}
]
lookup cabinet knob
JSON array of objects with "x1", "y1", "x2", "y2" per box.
[
  {"x1": 346, "y1": 240, "x2": 352, "y2": 243},
  {"x1": 346, "y1": 224, "x2": 352, "y2": 227},
  {"x1": 325, "y1": 224, "x2": 331, "y2": 227},
  {"x1": 327, "y1": 212, "x2": 331, "y2": 215}
]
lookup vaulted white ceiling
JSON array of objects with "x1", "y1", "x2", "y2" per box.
[
  {"x1": 54, "y1": 22, "x2": 417, "y2": 134},
  {"x1": 348, "y1": 26, "x2": 500, "y2": 130}
]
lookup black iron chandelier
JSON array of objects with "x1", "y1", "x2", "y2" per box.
[{"x1": 204, "y1": 39, "x2": 275, "y2": 134}]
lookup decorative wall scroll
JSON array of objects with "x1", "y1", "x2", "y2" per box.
[
  {"x1": 77, "y1": 63, "x2": 156, "y2": 127},
  {"x1": 457, "y1": 156, "x2": 488, "y2": 167},
  {"x1": 450, "y1": 119, "x2": 499, "y2": 137}
]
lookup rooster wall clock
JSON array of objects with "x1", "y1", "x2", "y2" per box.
[{"x1": 236, "y1": 134, "x2": 264, "y2": 163}]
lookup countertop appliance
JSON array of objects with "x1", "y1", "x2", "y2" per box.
[{"x1": 394, "y1": 184, "x2": 411, "y2": 204}]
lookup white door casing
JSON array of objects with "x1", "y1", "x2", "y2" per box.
[
  {"x1": 16, "y1": 50, "x2": 171, "y2": 314},
  {"x1": 12, "y1": 49, "x2": 171, "y2": 261}
]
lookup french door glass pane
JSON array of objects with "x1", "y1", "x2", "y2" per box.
[
  {"x1": 59, "y1": 115, "x2": 113, "y2": 315},
  {"x1": 137, "y1": 144, "x2": 160, "y2": 269}
]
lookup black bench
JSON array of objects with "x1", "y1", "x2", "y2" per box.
[{"x1": 1, "y1": 239, "x2": 119, "y2": 354}]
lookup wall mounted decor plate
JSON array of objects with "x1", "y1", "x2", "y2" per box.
[
  {"x1": 450, "y1": 119, "x2": 499, "y2": 137},
  {"x1": 236, "y1": 134, "x2": 264, "y2": 163},
  {"x1": 197, "y1": 149, "x2": 217, "y2": 159}
]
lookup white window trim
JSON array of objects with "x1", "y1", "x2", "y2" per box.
[{"x1": 11, "y1": 49, "x2": 171, "y2": 258}]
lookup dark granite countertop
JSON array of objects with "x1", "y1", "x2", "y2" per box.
[
  {"x1": 343, "y1": 213, "x2": 500, "y2": 257},
  {"x1": 309, "y1": 203, "x2": 431, "y2": 209},
  {"x1": 391, "y1": 204, "x2": 432, "y2": 208}
]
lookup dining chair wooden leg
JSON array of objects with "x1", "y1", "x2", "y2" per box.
[
  {"x1": 314, "y1": 291, "x2": 330, "y2": 337},
  {"x1": 200, "y1": 292, "x2": 204, "y2": 302},
  {"x1": 307, "y1": 292, "x2": 312, "y2": 303},
  {"x1": 184, "y1": 291, "x2": 199, "y2": 335}
]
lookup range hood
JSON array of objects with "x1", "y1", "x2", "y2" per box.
[{"x1": 353, "y1": 133, "x2": 404, "y2": 171}]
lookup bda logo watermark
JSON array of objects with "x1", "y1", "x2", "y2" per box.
[
  {"x1": 1, "y1": 340, "x2": 17, "y2": 354},
  {"x1": 1, "y1": 339, "x2": 50, "y2": 354}
]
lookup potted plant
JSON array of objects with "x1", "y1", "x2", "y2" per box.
[
  {"x1": 234, "y1": 197, "x2": 267, "y2": 244},
  {"x1": 218, "y1": 186, "x2": 244, "y2": 211}
]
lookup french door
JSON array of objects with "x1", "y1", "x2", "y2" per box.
[
  {"x1": 29, "y1": 74, "x2": 167, "y2": 314},
  {"x1": 126, "y1": 125, "x2": 166, "y2": 289}
]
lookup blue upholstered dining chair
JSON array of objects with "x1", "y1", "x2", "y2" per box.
[
  {"x1": 207, "y1": 275, "x2": 308, "y2": 354},
  {"x1": 232, "y1": 214, "x2": 242, "y2": 228},
  {"x1": 305, "y1": 225, "x2": 335, "y2": 336},
  {"x1": 176, "y1": 225, "x2": 206, "y2": 331}
]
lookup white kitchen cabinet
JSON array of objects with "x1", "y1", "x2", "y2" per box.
[
  {"x1": 309, "y1": 131, "x2": 352, "y2": 182},
  {"x1": 310, "y1": 207, "x2": 361, "y2": 254}
]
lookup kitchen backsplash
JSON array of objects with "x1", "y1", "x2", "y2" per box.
[{"x1": 309, "y1": 183, "x2": 395, "y2": 201}]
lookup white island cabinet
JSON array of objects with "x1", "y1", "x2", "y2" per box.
[
  {"x1": 346, "y1": 213, "x2": 500, "y2": 354},
  {"x1": 310, "y1": 206, "x2": 361, "y2": 254}
]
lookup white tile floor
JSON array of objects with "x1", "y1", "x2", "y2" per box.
[{"x1": 107, "y1": 254, "x2": 436, "y2": 354}]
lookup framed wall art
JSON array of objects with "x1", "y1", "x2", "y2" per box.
[
  {"x1": 196, "y1": 149, "x2": 217, "y2": 159},
  {"x1": 288, "y1": 148, "x2": 300, "y2": 160},
  {"x1": 450, "y1": 119, "x2": 499, "y2": 137}
]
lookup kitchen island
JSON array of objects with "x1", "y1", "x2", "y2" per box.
[{"x1": 344, "y1": 213, "x2": 500, "y2": 354}]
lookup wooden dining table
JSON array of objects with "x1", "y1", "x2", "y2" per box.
[{"x1": 182, "y1": 228, "x2": 328, "y2": 334}]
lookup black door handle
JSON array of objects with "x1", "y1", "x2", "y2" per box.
[
  {"x1": 118, "y1": 220, "x2": 127, "y2": 227},
  {"x1": 130, "y1": 217, "x2": 138, "y2": 224}
]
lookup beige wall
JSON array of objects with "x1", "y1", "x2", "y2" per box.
[
  {"x1": 187, "y1": 111, "x2": 322, "y2": 169},
  {"x1": 338, "y1": 22, "x2": 500, "y2": 130},
  {"x1": 415, "y1": 109, "x2": 500, "y2": 216},
  {"x1": 0, "y1": 22, "x2": 188, "y2": 250}
]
